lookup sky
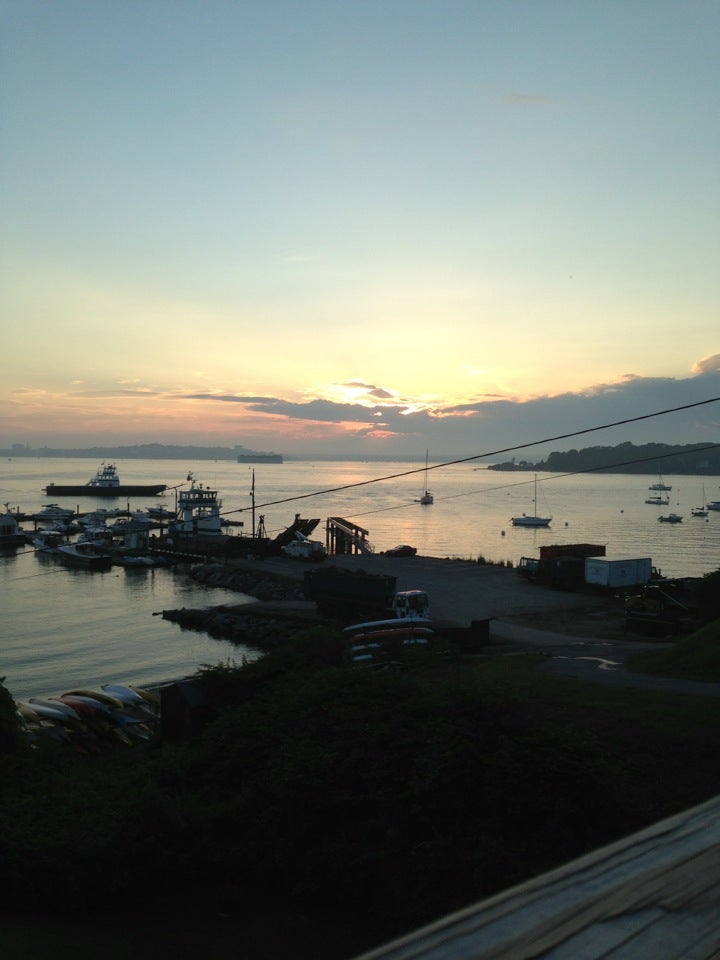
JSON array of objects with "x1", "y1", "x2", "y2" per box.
[{"x1": 2, "y1": 0, "x2": 719, "y2": 459}]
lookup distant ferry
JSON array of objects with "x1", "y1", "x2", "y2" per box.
[
  {"x1": 236, "y1": 452, "x2": 283, "y2": 463},
  {"x1": 44, "y1": 462, "x2": 168, "y2": 498}
]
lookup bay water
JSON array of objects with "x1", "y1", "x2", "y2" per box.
[{"x1": 2, "y1": 457, "x2": 719, "y2": 701}]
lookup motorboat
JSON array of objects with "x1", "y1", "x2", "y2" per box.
[
  {"x1": 658, "y1": 514, "x2": 683, "y2": 524},
  {"x1": 77, "y1": 512, "x2": 109, "y2": 530},
  {"x1": 707, "y1": 501, "x2": 720, "y2": 512},
  {"x1": 79, "y1": 507, "x2": 125, "y2": 523},
  {"x1": 511, "y1": 475, "x2": 552, "y2": 528},
  {"x1": 114, "y1": 553, "x2": 169, "y2": 567},
  {"x1": 56, "y1": 541, "x2": 113, "y2": 570},
  {"x1": 42, "y1": 516, "x2": 81, "y2": 534},
  {"x1": 145, "y1": 504, "x2": 175, "y2": 520},
  {"x1": 34, "y1": 503, "x2": 76, "y2": 520},
  {"x1": 32, "y1": 529, "x2": 64, "y2": 552},
  {"x1": 645, "y1": 495, "x2": 669, "y2": 506},
  {"x1": 43, "y1": 462, "x2": 167, "y2": 498}
]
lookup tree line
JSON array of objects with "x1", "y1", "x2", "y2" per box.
[{"x1": 491, "y1": 441, "x2": 720, "y2": 475}]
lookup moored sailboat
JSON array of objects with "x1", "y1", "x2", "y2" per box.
[
  {"x1": 415, "y1": 450, "x2": 433, "y2": 505},
  {"x1": 691, "y1": 486, "x2": 708, "y2": 517},
  {"x1": 511, "y1": 475, "x2": 552, "y2": 528},
  {"x1": 648, "y1": 474, "x2": 672, "y2": 491}
]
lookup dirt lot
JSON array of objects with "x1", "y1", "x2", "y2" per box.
[{"x1": 233, "y1": 552, "x2": 630, "y2": 641}]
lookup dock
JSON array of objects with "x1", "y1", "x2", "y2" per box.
[{"x1": 357, "y1": 793, "x2": 720, "y2": 960}]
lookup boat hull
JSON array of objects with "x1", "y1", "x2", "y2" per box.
[
  {"x1": 511, "y1": 517, "x2": 551, "y2": 528},
  {"x1": 56, "y1": 544, "x2": 113, "y2": 570},
  {"x1": 44, "y1": 484, "x2": 167, "y2": 498}
]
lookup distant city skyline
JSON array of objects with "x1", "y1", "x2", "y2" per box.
[{"x1": 2, "y1": 2, "x2": 718, "y2": 458}]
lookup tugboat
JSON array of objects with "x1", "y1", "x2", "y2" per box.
[
  {"x1": 168, "y1": 476, "x2": 224, "y2": 537},
  {"x1": 44, "y1": 463, "x2": 167, "y2": 498},
  {"x1": 0, "y1": 503, "x2": 29, "y2": 547}
]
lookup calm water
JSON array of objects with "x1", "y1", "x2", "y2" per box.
[{"x1": 2, "y1": 457, "x2": 719, "y2": 701}]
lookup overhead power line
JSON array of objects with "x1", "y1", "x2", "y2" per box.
[
  {"x1": 350, "y1": 442, "x2": 720, "y2": 519},
  {"x1": 227, "y1": 395, "x2": 719, "y2": 515}
]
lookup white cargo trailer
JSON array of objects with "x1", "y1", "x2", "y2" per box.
[{"x1": 584, "y1": 556, "x2": 653, "y2": 589}]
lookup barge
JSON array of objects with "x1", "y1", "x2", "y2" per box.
[{"x1": 44, "y1": 462, "x2": 168, "y2": 498}]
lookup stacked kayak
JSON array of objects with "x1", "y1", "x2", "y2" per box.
[{"x1": 16, "y1": 683, "x2": 161, "y2": 753}]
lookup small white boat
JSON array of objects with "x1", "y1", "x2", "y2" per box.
[
  {"x1": 511, "y1": 475, "x2": 552, "y2": 528},
  {"x1": 40, "y1": 516, "x2": 81, "y2": 534},
  {"x1": 658, "y1": 514, "x2": 683, "y2": 524},
  {"x1": 145, "y1": 505, "x2": 175, "y2": 520},
  {"x1": 77, "y1": 512, "x2": 109, "y2": 530},
  {"x1": 707, "y1": 501, "x2": 720, "y2": 512},
  {"x1": 34, "y1": 503, "x2": 75, "y2": 520},
  {"x1": 114, "y1": 553, "x2": 168, "y2": 568},
  {"x1": 57, "y1": 541, "x2": 113, "y2": 570},
  {"x1": 648, "y1": 474, "x2": 672, "y2": 491},
  {"x1": 645, "y1": 495, "x2": 670, "y2": 506}
]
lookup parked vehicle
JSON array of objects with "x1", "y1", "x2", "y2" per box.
[
  {"x1": 385, "y1": 544, "x2": 417, "y2": 558},
  {"x1": 303, "y1": 567, "x2": 429, "y2": 623},
  {"x1": 281, "y1": 532, "x2": 327, "y2": 560}
]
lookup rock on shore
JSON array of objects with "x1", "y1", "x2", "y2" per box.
[
  {"x1": 186, "y1": 562, "x2": 305, "y2": 601},
  {"x1": 162, "y1": 562, "x2": 318, "y2": 649}
]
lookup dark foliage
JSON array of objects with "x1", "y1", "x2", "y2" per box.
[
  {"x1": 0, "y1": 678, "x2": 24, "y2": 758},
  {"x1": 3, "y1": 640, "x2": 720, "y2": 954},
  {"x1": 694, "y1": 569, "x2": 720, "y2": 620},
  {"x1": 538, "y1": 441, "x2": 720, "y2": 475}
]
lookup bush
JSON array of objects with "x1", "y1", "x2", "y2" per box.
[{"x1": 0, "y1": 678, "x2": 23, "y2": 757}]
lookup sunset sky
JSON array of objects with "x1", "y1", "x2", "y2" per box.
[{"x1": 2, "y1": 1, "x2": 719, "y2": 457}]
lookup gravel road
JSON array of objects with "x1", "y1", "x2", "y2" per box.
[{"x1": 234, "y1": 552, "x2": 720, "y2": 697}]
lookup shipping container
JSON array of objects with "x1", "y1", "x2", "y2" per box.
[{"x1": 584, "y1": 556, "x2": 653, "y2": 589}]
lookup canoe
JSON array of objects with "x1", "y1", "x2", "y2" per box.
[
  {"x1": 19, "y1": 701, "x2": 71, "y2": 723},
  {"x1": 29, "y1": 697, "x2": 82, "y2": 721},
  {"x1": 102, "y1": 683, "x2": 149, "y2": 705},
  {"x1": 129, "y1": 685, "x2": 161, "y2": 705},
  {"x1": 62, "y1": 688, "x2": 125, "y2": 709}
]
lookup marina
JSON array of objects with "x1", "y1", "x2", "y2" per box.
[{"x1": 2, "y1": 457, "x2": 719, "y2": 703}]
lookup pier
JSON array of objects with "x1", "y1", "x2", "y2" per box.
[{"x1": 326, "y1": 516, "x2": 374, "y2": 555}]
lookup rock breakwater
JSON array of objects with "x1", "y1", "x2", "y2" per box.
[
  {"x1": 186, "y1": 561, "x2": 305, "y2": 601},
  {"x1": 162, "y1": 562, "x2": 318, "y2": 650}
]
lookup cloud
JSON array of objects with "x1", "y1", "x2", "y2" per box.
[
  {"x1": 180, "y1": 364, "x2": 720, "y2": 454},
  {"x1": 693, "y1": 354, "x2": 720, "y2": 375},
  {"x1": 13, "y1": 361, "x2": 717, "y2": 457},
  {"x1": 184, "y1": 393, "x2": 280, "y2": 404}
]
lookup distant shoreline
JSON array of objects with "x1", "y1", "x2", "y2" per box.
[
  {"x1": 2, "y1": 449, "x2": 435, "y2": 463},
  {"x1": 2, "y1": 440, "x2": 719, "y2": 474}
]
